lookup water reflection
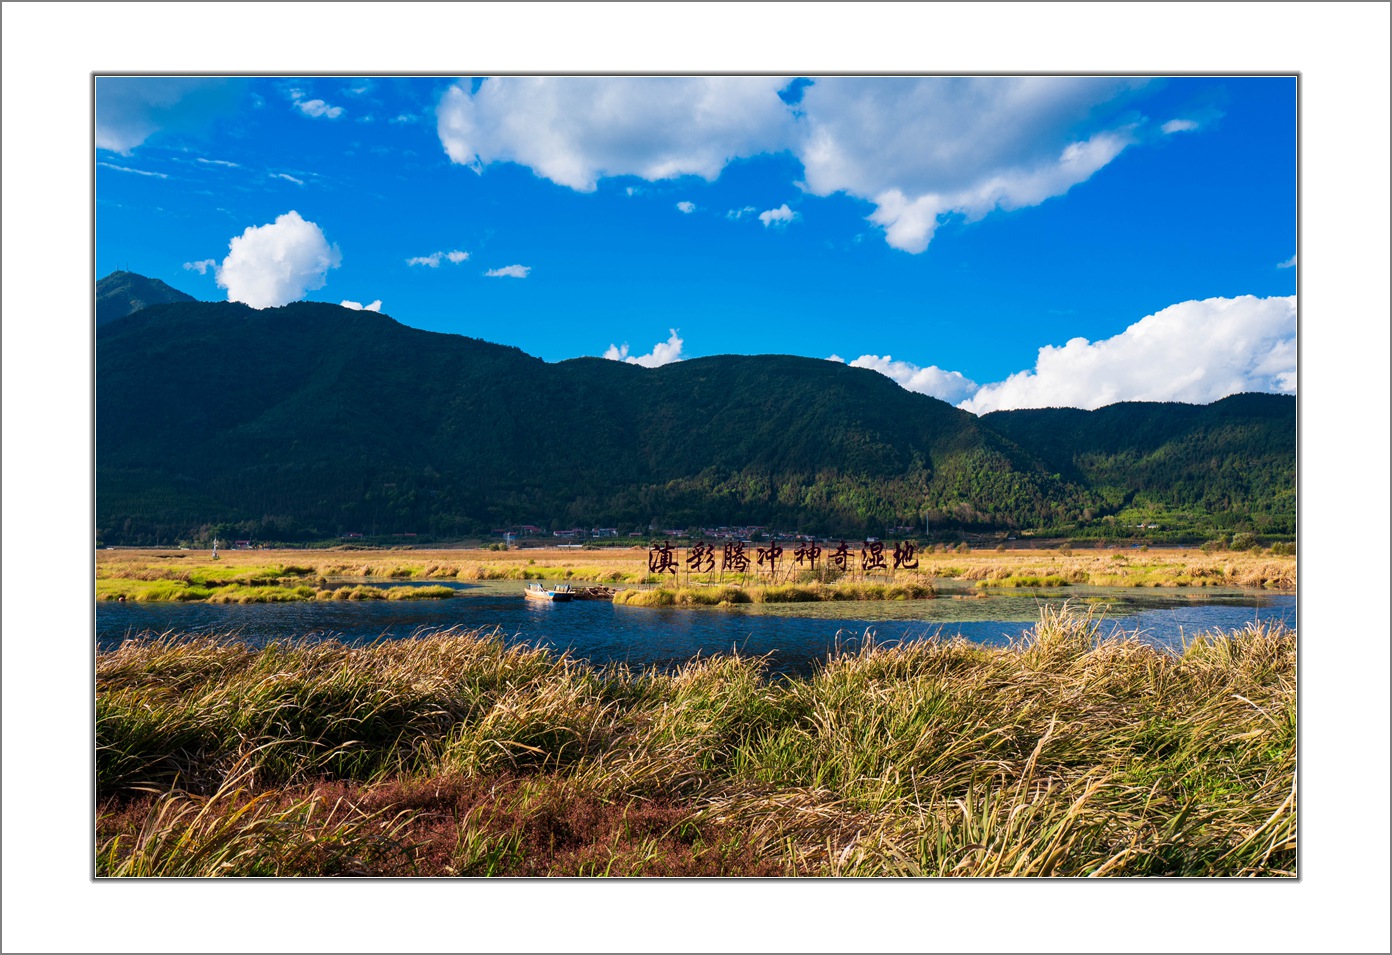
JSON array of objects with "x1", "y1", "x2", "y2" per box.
[{"x1": 95, "y1": 581, "x2": 1296, "y2": 678}]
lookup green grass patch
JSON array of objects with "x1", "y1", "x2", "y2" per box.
[
  {"x1": 386, "y1": 585, "x2": 456, "y2": 600},
  {"x1": 334, "y1": 584, "x2": 455, "y2": 600},
  {"x1": 98, "y1": 574, "x2": 457, "y2": 603},
  {"x1": 97, "y1": 579, "x2": 216, "y2": 602},
  {"x1": 975, "y1": 575, "x2": 1071, "y2": 588}
]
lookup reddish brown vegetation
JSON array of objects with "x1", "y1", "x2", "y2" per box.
[{"x1": 99, "y1": 774, "x2": 784, "y2": 877}]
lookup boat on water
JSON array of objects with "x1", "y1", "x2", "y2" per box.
[{"x1": 524, "y1": 583, "x2": 575, "y2": 602}]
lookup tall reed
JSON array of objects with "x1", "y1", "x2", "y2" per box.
[{"x1": 97, "y1": 608, "x2": 1296, "y2": 877}]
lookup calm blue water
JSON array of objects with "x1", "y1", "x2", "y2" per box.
[{"x1": 95, "y1": 580, "x2": 1297, "y2": 677}]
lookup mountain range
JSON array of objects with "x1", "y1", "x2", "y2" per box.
[{"x1": 94, "y1": 274, "x2": 1296, "y2": 545}]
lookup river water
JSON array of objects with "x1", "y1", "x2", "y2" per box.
[{"x1": 95, "y1": 579, "x2": 1297, "y2": 677}]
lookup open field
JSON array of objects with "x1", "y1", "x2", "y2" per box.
[
  {"x1": 95, "y1": 607, "x2": 1296, "y2": 877},
  {"x1": 96, "y1": 544, "x2": 1296, "y2": 602}
]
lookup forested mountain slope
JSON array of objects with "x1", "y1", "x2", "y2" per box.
[
  {"x1": 96, "y1": 270, "x2": 196, "y2": 327},
  {"x1": 95, "y1": 296, "x2": 1295, "y2": 544},
  {"x1": 980, "y1": 394, "x2": 1296, "y2": 536}
]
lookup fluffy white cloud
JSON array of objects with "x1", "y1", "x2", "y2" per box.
[
  {"x1": 958, "y1": 295, "x2": 1297, "y2": 414},
  {"x1": 95, "y1": 77, "x2": 245, "y2": 154},
  {"x1": 844, "y1": 355, "x2": 979, "y2": 403},
  {"x1": 214, "y1": 211, "x2": 341, "y2": 309},
  {"x1": 727, "y1": 205, "x2": 757, "y2": 220},
  {"x1": 1278, "y1": 254, "x2": 1297, "y2": 269},
  {"x1": 758, "y1": 204, "x2": 796, "y2": 227},
  {"x1": 340, "y1": 299, "x2": 382, "y2": 311},
  {"x1": 484, "y1": 264, "x2": 530, "y2": 278},
  {"x1": 435, "y1": 76, "x2": 1164, "y2": 254},
  {"x1": 437, "y1": 76, "x2": 793, "y2": 192},
  {"x1": 858, "y1": 131, "x2": 1129, "y2": 253},
  {"x1": 1162, "y1": 118, "x2": 1199, "y2": 134},
  {"x1": 795, "y1": 78, "x2": 1141, "y2": 250},
  {"x1": 407, "y1": 249, "x2": 469, "y2": 268},
  {"x1": 604, "y1": 329, "x2": 684, "y2": 368},
  {"x1": 846, "y1": 133, "x2": 1128, "y2": 251},
  {"x1": 676, "y1": 201, "x2": 696, "y2": 214},
  {"x1": 183, "y1": 259, "x2": 217, "y2": 274}
]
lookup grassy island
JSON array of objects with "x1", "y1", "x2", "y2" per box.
[
  {"x1": 613, "y1": 580, "x2": 936, "y2": 607},
  {"x1": 96, "y1": 607, "x2": 1295, "y2": 877}
]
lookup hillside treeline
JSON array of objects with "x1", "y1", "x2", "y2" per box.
[{"x1": 96, "y1": 300, "x2": 1295, "y2": 545}]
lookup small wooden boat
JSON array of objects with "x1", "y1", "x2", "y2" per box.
[{"x1": 524, "y1": 583, "x2": 575, "y2": 602}]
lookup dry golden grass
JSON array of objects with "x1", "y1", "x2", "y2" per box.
[
  {"x1": 96, "y1": 545, "x2": 647, "y2": 586},
  {"x1": 98, "y1": 544, "x2": 1296, "y2": 601}
]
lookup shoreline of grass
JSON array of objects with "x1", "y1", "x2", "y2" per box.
[
  {"x1": 96, "y1": 546, "x2": 1298, "y2": 603},
  {"x1": 96, "y1": 608, "x2": 1296, "y2": 877}
]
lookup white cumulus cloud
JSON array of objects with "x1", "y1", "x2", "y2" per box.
[
  {"x1": 485, "y1": 264, "x2": 530, "y2": 278},
  {"x1": 214, "y1": 210, "x2": 341, "y2": 309},
  {"x1": 407, "y1": 249, "x2": 469, "y2": 268},
  {"x1": 676, "y1": 201, "x2": 696, "y2": 214},
  {"x1": 183, "y1": 259, "x2": 217, "y2": 274},
  {"x1": 340, "y1": 299, "x2": 382, "y2": 311},
  {"x1": 861, "y1": 132, "x2": 1129, "y2": 252},
  {"x1": 958, "y1": 295, "x2": 1297, "y2": 414},
  {"x1": 845, "y1": 355, "x2": 979, "y2": 403},
  {"x1": 434, "y1": 76, "x2": 1168, "y2": 254},
  {"x1": 794, "y1": 77, "x2": 1141, "y2": 252},
  {"x1": 437, "y1": 76, "x2": 793, "y2": 192},
  {"x1": 604, "y1": 329, "x2": 684, "y2": 368},
  {"x1": 1162, "y1": 118, "x2": 1200, "y2": 134},
  {"x1": 759, "y1": 204, "x2": 797, "y2": 227}
]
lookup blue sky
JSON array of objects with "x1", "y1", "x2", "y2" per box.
[{"x1": 95, "y1": 74, "x2": 1296, "y2": 411}]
